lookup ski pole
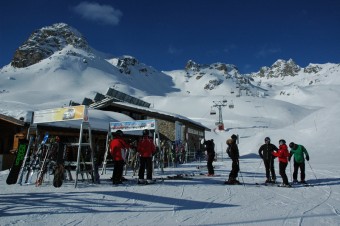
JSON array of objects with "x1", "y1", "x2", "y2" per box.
[
  {"x1": 237, "y1": 160, "x2": 245, "y2": 187},
  {"x1": 254, "y1": 159, "x2": 262, "y2": 183},
  {"x1": 307, "y1": 160, "x2": 318, "y2": 181},
  {"x1": 289, "y1": 160, "x2": 292, "y2": 182}
]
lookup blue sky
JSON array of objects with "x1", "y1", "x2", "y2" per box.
[{"x1": 1, "y1": 0, "x2": 339, "y2": 73}]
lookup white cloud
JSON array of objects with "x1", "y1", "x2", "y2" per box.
[
  {"x1": 168, "y1": 45, "x2": 182, "y2": 55},
  {"x1": 256, "y1": 46, "x2": 281, "y2": 58},
  {"x1": 73, "y1": 2, "x2": 122, "y2": 25}
]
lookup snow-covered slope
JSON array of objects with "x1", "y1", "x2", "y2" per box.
[
  {"x1": 1, "y1": 23, "x2": 340, "y2": 226},
  {"x1": 1, "y1": 23, "x2": 340, "y2": 163}
]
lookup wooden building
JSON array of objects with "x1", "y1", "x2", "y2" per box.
[
  {"x1": 0, "y1": 114, "x2": 27, "y2": 170},
  {"x1": 84, "y1": 87, "x2": 211, "y2": 161}
]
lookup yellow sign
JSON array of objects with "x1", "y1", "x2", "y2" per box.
[{"x1": 33, "y1": 105, "x2": 88, "y2": 124}]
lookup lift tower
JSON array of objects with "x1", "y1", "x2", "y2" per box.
[{"x1": 210, "y1": 99, "x2": 228, "y2": 130}]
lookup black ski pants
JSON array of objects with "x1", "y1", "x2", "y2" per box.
[
  {"x1": 263, "y1": 158, "x2": 276, "y2": 180},
  {"x1": 279, "y1": 162, "x2": 289, "y2": 185},
  {"x1": 229, "y1": 159, "x2": 239, "y2": 180},
  {"x1": 112, "y1": 160, "x2": 125, "y2": 183},
  {"x1": 139, "y1": 157, "x2": 153, "y2": 180},
  {"x1": 293, "y1": 161, "x2": 306, "y2": 181},
  {"x1": 207, "y1": 153, "x2": 215, "y2": 175}
]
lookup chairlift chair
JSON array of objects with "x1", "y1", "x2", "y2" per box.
[
  {"x1": 210, "y1": 107, "x2": 216, "y2": 115},
  {"x1": 229, "y1": 100, "x2": 234, "y2": 109}
]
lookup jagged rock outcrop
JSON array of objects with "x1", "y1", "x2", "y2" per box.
[
  {"x1": 253, "y1": 59, "x2": 301, "y2": 78},
  {"x1": 304, "y1": 64, "x2": 322, "y2": 74},
  {"x1": 11, "y1": 23, "x2": 89, "y2": 68}
]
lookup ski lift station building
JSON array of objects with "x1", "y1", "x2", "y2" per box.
[
  {"x1": 0, "y1": 88, "x2": 210, "y2": 170},
  {"x1": 84, "y1": 87, "x2": 211, "y2": 148}
]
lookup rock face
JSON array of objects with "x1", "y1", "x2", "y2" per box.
[
  {"x1": 253, "y1": 59, "x2": 301, "y2": 78},
  {"x1": 11, "y1": 23, "x2": 89, "y2": 68}
]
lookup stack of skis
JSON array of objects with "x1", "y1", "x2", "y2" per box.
[{"x1": 6, "y1": 134, "x2": 81, "y2": 188}]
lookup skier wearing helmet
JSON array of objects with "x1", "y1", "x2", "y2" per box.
[
  {"x1": 289, "y1": 142, "x2": 310, "y2": 184},
  {"x1": 224, "y1": 134, "x2": 240, "y2": 185},
  {"x1": 272, "y1": 139, "x2": 291, "y2": 187},
  {"x1": 258, "y1": 137, "x2": 278, "y2": 183},
  {"x1": 137, "y1": 129, "x2": 156, "y2": 184},
  {"x1": 109, "y1": 130, "x2": 130, "y2": 185}
]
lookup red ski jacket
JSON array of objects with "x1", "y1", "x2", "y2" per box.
[
  {"x1": 137, "y1": 136, "x2": 156, "y2": 158},
  {"x1": 109, "y1": 137, "x2": 129, "y2": 161},
  {"x1": 272, "y1": 144, "x2": 290, "y2": 163}
]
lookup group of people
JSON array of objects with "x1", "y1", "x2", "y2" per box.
[
  {"x1": 258, "y1": 137, "x2": 310, "y2": 187},
  {"x1": 202, "y1": 134, "x2": 240, "y2": 185},
  {"x1": 109, "y1": 129, "x2": 156, "y2": 185},
  {"x1": 110, "y1": 130, "x2": 310, "y2": 187},
  {"x1": 202, "y1": 135, "x2": 310, "y2": 187}
]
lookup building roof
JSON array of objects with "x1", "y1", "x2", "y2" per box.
[
  {"x1": 89, "y1": 97, "x2": 211, "y2": 132},
  {"x1": 0, "y1": 113, "x2": 25, "y2": 127}
]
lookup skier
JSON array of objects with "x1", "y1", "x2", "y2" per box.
[
  {"x1": 109, "y1": 130, "x2": 129, "y2": 185},
  {"x1": 272, "y1": 139, "x2": 291, "y2": 187},
  {"x1": 202, "y1": 139, "x2": 215, "y2": 176},
  {"x1": 137, "y1": 129, "x2": 156, "y2": 184},
  {"x1": 225, "y1": 134, "x2": 240, "y2": 185},
  {"x1": 289, "y1": 142, "x2": 310, "y2": 184},
  {"x1": 258, "y1": 137, "x2": 278, "y2": 183}
]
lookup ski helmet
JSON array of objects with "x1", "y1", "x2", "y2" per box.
[
  {"x1": 231, "y1": 134, "x2": 238, "y2": 140},
  {"x1": 265, "y1": 137, "x2": 270, "y2": 142},
  {"x1": 279, "y1": 139, "x2": 286, "y2": 145},
  {"x1": 115, "y1": 130, "x2": 123, "y2": 137},
  {"x1": 142, "y1": 129, "x2": 149, "y2": 136},
  {"x1": 289, "y1": 142, "x2": 295, "y2": 149}
]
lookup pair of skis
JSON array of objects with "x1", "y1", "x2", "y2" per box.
[{"x1": 6, "y1": 134, "x2": 65, "y2": 188}]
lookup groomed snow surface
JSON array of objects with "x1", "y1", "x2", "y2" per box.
[{"x1": 1, "y1": 157, "x2": 339, "y2": 226}]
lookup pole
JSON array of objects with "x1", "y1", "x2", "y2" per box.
[{"x1": 307, "y1": 161, "x2": 318, "y2": 181}]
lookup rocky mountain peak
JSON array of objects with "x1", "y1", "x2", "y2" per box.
[
  {"x1": 254, "y1": 58, "x2": 301, "y2": 78},
  {"x1": 11, "y1": 23, "x2": 89, "y2": 68}
]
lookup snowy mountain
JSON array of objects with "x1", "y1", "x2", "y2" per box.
[
  {"x1": 1, "y1": 23, "x2": 340, "y2": 226},
  {"x1": 1, "y1": 22, "x2": 340, "y2": 161}
]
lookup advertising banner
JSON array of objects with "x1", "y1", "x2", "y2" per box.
[
  {"x1": 33, "y1": 105, "x2": 88, "y2": 124},
  {"x1": 109, "y1": 119, "x2": 156, "y2": 132}
]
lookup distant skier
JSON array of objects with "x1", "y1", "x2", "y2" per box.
[
  {"x1": 272, "y1": 139, "x2": 291, "y2": 187},
  {"x1": 258, "y1": 137, "x2": 278, "y2": 183},
  {"x1": 225, "y1": 134, "x2": 240, "y2": 185},
  {"x1": 137, "y1": 129, "x2": 156, "y2": 184},
  {"x1": 289, "y1": 142, "x2": 310, "y2": 184},
  {"x1": 202, "y1": 139, "x2": 215, "y2": 176},
  {"x1": 109, "y1": 130, "x2": 130, "y2": 185}
]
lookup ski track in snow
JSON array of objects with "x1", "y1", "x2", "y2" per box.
[{"x1": 1, "y1": 158, "x2": 340, "y2": 226}]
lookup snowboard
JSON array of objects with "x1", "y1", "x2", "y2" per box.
[
  {"x1": 53, "y1": 141, "x2": 65, "y2": 188},
  {"x1": 6, "y1": 140, "x2": 29, "y2": 185}
]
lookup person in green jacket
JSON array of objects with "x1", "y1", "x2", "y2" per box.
[{"x1": 289, "y1": 142, "x2": 310, "y2": 184}]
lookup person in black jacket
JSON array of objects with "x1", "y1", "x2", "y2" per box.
[
  {"x1": 258, "y1": 137, "x2": 278, "y2": 183},
  {"x1": 202, "y1": 139, "x2": 215, "y2": 176},
  {"x1": 225, "y1": 134, "x2": 240, "y2": 185}
]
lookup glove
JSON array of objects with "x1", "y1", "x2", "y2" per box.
[{"x1": 306, "y1": 156, "x2": 309, "y2": 161}]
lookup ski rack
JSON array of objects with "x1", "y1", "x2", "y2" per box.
[
  {"x1": 101, "y1": 133, "x2": 110, "y2": 175},
  {"x1": 74, "y1": 121, "x2": 96, "y2": 188},
  {"x1": 101, "y1": 119, "x2": 163, "y2": 176}
]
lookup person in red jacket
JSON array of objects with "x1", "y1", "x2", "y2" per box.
[
  {"x1": 272, "y1": 139, "x2": 291, "y2": 187},
  {"x1": 137, "y1": 129, "x2": 156, "y2": 184},
  {"x1": 109, "y1": 130, "x2": 129, "y2": 185}
]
